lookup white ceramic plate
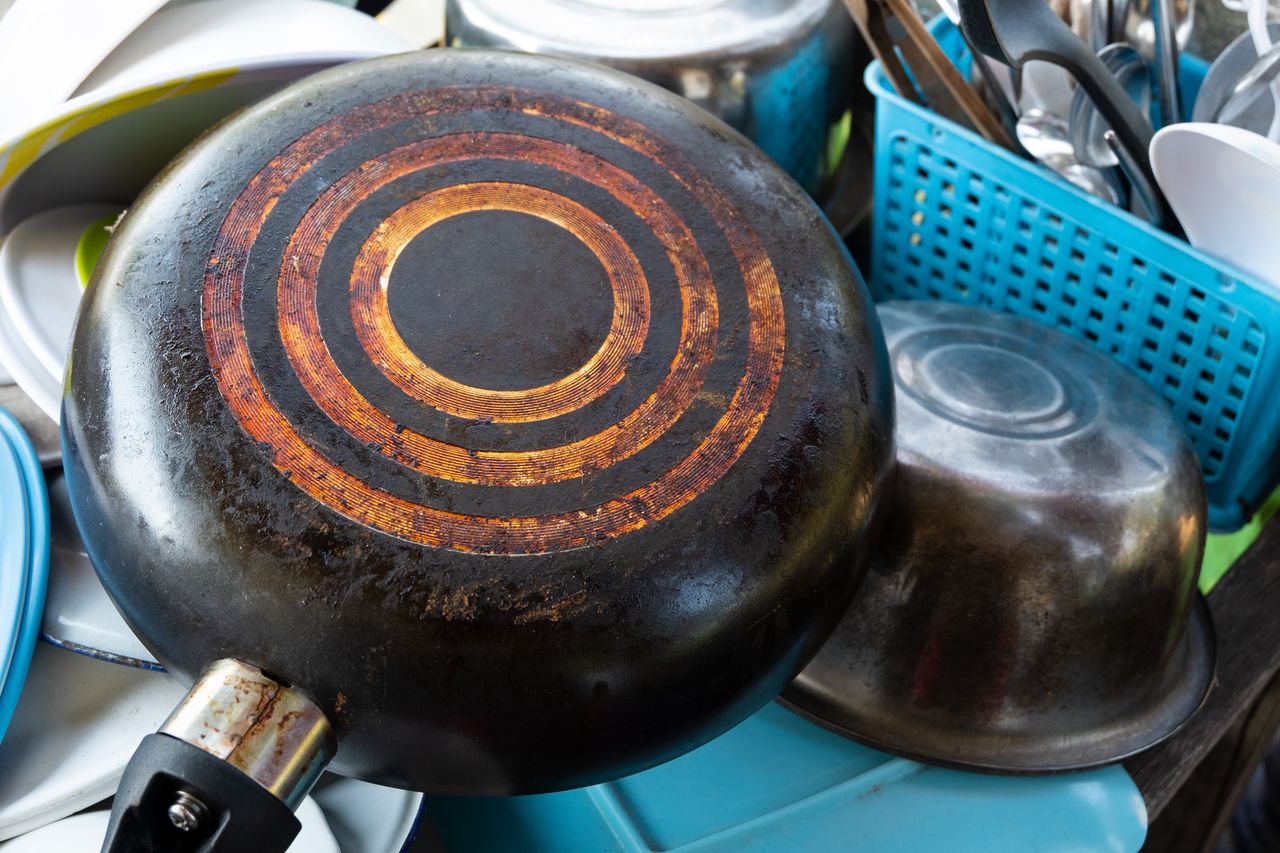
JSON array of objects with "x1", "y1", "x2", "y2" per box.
[
  {"x1": 0, "y1": 797, "x2": 340, "y2": 852},
  {"x1": 0, "y1": 291, "x2": 56, "y2": 421},
  {"x1": 39, "y1": 470, "x2": 161, "y2": 668},
  {"x1": 312, "y1": 775, "x2": 426, "y2": 853},
  {"x1": 0, "y1": 205, "x2": 118, "y2": 381},
  {"x1": 0, "y1": 644, "x2": 186, "y2": 841}
]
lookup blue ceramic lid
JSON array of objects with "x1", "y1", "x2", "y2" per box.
[{"x1": 0, "y1": 406, "x2": 49, "y2": 743}]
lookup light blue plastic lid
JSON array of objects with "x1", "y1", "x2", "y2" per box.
[
  {"x1": 430, "y1": 702, "x2": 1148, "y2": 852},
  {"x1": 0, "y1": 407, "x2": 49, "y2": 744}
]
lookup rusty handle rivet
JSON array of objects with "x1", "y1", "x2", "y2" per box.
[{"x1": 168, "y1": 791, "x2": 209, "y2": 833}]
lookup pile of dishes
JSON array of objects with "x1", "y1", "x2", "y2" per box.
[
  {"x1": 0, "y1": 0, "x2": 414, "y2": 426},
  {"x1": 0, "y1": 1, "x2": 432, "y2": 851},
  {"x1": 0, "y1": 0, "x2": 1227, "y2": 850}
]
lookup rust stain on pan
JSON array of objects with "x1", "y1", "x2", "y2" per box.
[{"x1": 202, "y1": 86, "x2": 785, "y2": 555}]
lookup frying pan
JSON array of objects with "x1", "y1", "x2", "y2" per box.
[{"x1": 60, "y1": 50, "x2": 893, "y2": 852}]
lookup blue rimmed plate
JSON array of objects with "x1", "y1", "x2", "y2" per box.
[{"x1": 0, "y1": 406, "x2": 48, "y2": 744}]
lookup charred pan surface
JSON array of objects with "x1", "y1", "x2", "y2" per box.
[{"x1": 62, "y1": 50, "x2": 893, "y2": 793}]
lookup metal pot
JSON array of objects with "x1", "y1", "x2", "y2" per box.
[
  {"x1": 781, "y1": 300, "x2": 1214, "y2": 772},
  {"x1": 445, "y1": 0, "x2": 871, "y2": 206},
  {"x1": 61, "y1": 49, "x2": 894, "y2": 851}
]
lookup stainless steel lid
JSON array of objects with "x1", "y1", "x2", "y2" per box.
[
  {"x1": 781, "y1": 300, "x2": 1215, "y2": 773},
  {"x1": 447, "y1": 0, "x2": 832, "y2": 60},
  {"x1": 446, "y1": 0, "x2": 866, "y2": 199}
]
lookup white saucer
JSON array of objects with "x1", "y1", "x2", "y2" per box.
[
  {"x1": 0, "y1": 206, "x2": 119, "y2": 382},
  {"x1": 0, "y1": 295, "x2": 57, "y2": 422},
  {"x1": 0, "y1": 645, "x2": 185, "y2": 841}
]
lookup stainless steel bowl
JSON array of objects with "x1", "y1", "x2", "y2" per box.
[
  {"x1": 445, "y1": 0, "x2": 867, "y2": 201},
  {"x1": 781, "y1": 300, "x2": 1215, "y2": 772}
]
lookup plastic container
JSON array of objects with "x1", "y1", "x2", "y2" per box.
[
  {"x1": 866, "y1": 20, "x2": 1280, "y2": 531},
  {"x1": 428, "y1": 702, "x2": 1146, "y2": 852}
]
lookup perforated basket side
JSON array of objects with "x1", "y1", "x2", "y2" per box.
[{"x1": 865, "y1": 22, "x2": 1280, "y2": 531}]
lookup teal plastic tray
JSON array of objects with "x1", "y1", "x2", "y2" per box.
[
  {"x1": 867, "y1": 20, "x2": 1280, "y2": 532},
  {"x1": 428, "y1": 702, "x2": 1147, "y2": 852}
]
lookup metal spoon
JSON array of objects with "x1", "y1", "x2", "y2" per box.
[
  {"x1": 958, "y1": 0, "x2": 1179, "y2": 229},
  {"x1": 1105, "y1": 128, "x2": 1166, "y2": 228},
  {"x1": 958, "y1": 0, "x2": 1155, "y2": 182},
  {"x1": 1070, "y1": 43, "x2": 1152, "y2": 168},
  {"x1": 1217, "y1": 42, "x2": 1280, "y2": 128},
  {"x1": 1150, "y1": 0, "x2": 1181, "y2": 126},
  {"x1": 1017, "y1": 109, "x2": 1122, "y2": 204}
]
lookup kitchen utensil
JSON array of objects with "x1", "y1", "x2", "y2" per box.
[
  {"x1": 1088, "y1": 0, "x2": 1112, "y2": 52},
  {"x1": 1151, "y1": 122, "x2": 1280, "y2": 291},
  {"x1": 1121, "y1": 0, "x2": 1193, "y2": 58},
  {"x1": 1015, "y1": 110, "x2": 1121, "y2": 203},
  {"x1": 1151, "y1": 0, "x2": 1181, "y2": 126},
  {"x1": 0, "y1": 0, "x2": 412, "y2": 233},
  {"x1": 0, "y1": 799, "x2": 339, "y2": 853},
  {"x1": 430, "y1": 702, "x2": 1148, "y2": 853},
  {"x1": 1105, "y1": 128, "x2": 1167, "y2": 226},
  {"x1": 40, "y1": 470, "x2": 160, "y2": 669},
  {"x1": 446, "y1": 0, "x2": 865, "y2": 196},
  {"x1": 781, "y1": 300, "x2": 1214, "y2": 772},
  {"x1": 842, "y1": 0, "x2": 1017, "y2": 150},
  {"x1": 0, "y1": 645, "x2": 186, "y2": 841},
  {"x1": 1217, "y1": 43, "x2": 1280, "y2": 127},
  {"x1": 310, "y1": 777, "x2": 424, "y2": 853},
  {"x1": 1070, "y1": 43, "x2": 1152, "y2": 168},
  {"x1": 936, "y1": 0, "x2": 1026, "y2": 153},
  {"x1": 1194, "y1": 22, "x2": 1280, "y2": 134},
  {"x1": 0, "y1": 406, "x2": 47, "y2": 746},
  {"x1": 1244, "y1": 0, "x2": 1280, "y2": 140},
  {"x1": 0, "y1": 0, "x2": 168, "y2": 140},
  {"x1": 63, "y1": 49, "x2": 894, "y2": 851},
  {"x1": 0, "y1": 206, "x2": 120, "y2": 383},
  {"x1": 958, "y1": 0, "x2": 1173, "y2": 224},
  {"x1": 868, "y1": 21, "x2": 1280, "y2": 531}
]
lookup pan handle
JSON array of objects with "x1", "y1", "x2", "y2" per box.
[{"x1": 101, "y1": 660, "x2": 336, "y2": 853}]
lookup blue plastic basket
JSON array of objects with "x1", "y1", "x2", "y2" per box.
[{"x1": 867, "y1": 20, "x2": 1280, "y2": 531}]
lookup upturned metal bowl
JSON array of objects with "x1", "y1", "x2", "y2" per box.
[
  {"x1": 781, "y1": 300, "x2": 1215, "y2": 773},
  {"x1": 445, "y1": 0, "x2": 869, "y2": 203}
]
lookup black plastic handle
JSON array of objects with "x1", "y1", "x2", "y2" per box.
[{"x1": 101, "y1": 734, "x2": 301, "y2": 853}]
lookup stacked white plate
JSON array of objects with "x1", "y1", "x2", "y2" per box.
[
  {"x1": 0, "y1": 2, "x2": 426, "y2": 849},
  {"x1": 0, "y1": 0, "x2": 414, "y2": 418},
  {"x1": 0, "y1": 469, "x2": 427, "y2": 849}
]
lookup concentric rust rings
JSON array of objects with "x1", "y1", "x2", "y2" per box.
[{"x1": 202, "y1": 86, "x2": 785, "y2": 554}]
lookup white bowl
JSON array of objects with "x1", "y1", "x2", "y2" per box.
[{"x1": 1151, "y1": 122, "x2": 1280, "y2": 292}]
